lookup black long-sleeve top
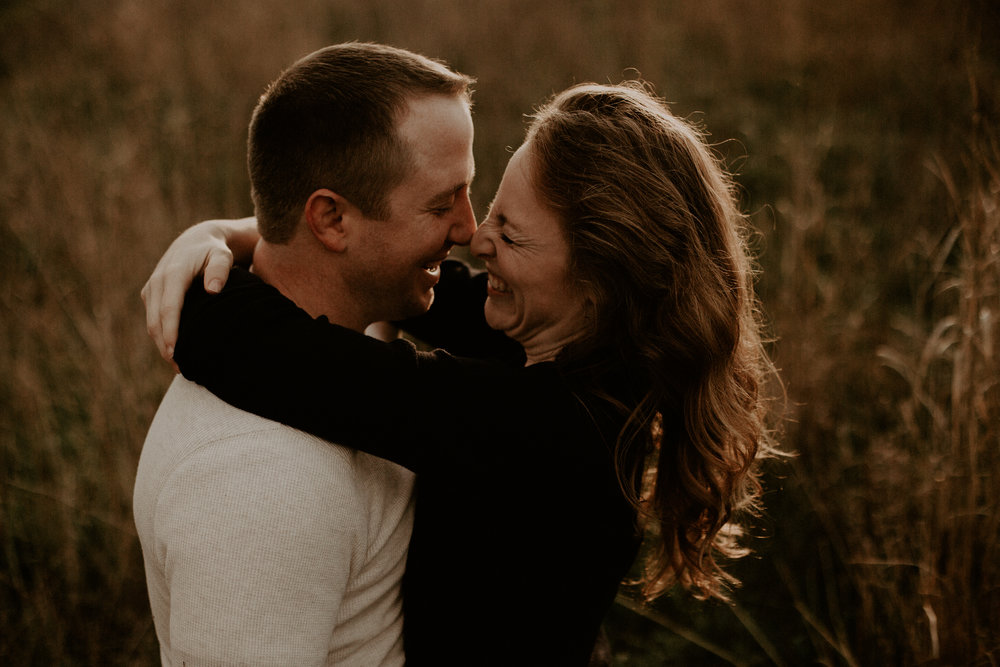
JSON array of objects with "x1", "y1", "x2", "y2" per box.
[{"x1": 174, "y1": 261, "x2": 643, "y2": 666}]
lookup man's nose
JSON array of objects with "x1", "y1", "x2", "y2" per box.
[{"x1": 448, "y1": 195, "x2": 477, "y2": 245}]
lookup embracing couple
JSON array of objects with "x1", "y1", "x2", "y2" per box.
[{"x1": 135, "y1": 42, "x2": 776, "y2": 666}]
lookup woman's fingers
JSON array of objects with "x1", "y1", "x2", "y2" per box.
[
  {"x1": 203, "y1": 246, "x2": 235, "y2": 294},
  {"x1": 142, "y1": 267, "x2": 169, "y2": 361},
  {"x1": 156, "y1": 262, "x2": 195, "y2": 360},
  {"x1": 142, "y1": 219, "x2": 248, "y2": 365}
]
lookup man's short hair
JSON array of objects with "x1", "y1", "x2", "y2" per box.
[{"x1": 248, "y1": 42, "x2": 474, "y2": 243}]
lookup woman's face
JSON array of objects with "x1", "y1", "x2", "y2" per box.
[{"x1": 471, "y1": 143, "x2": 591, "y2": 364}]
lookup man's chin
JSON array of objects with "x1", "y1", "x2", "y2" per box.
[{"x1": 395, "y1": 290, "x2": 433, "y2": 320}]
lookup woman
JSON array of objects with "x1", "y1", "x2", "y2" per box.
[{"x1": 144, "y1": 81, "x2": 778, "y2": 663}]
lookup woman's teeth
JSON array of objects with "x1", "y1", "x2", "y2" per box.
[{"x1": 488, "y1": 273, "x2": 509, "y2": 292}]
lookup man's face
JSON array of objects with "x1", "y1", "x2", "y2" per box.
[{"x1": 345, "y1": 94, "x2": 476, "y2": 322}]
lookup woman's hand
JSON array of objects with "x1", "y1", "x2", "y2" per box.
[{"x1": 141, "y1": 217, "x2": 260, "y2": 362}]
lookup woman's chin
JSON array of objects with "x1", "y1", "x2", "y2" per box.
[{"x1": 483, "y1": 303, "x2": 514, "y2": 335}]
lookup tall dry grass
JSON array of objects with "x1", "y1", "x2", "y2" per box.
[
  {"x1": 855, "y1": 118, "x2": 999, "y2": 661},
  {"x1": 1, "y1": 0, "x2": 998, "y2": 664},
  {"x1": 766, "y1": 117, "x2": 1000, "y2": 665},
  {"x1": 1, "y1": 2, "x2": 336, "y2": 662}
]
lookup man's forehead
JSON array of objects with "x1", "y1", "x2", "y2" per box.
[
  {"x1": 392, "y1": 96, "x2": 474, "y2": 200},
  {"x1": 396, "y1": 93, "x2": 472, "y2": 131}
]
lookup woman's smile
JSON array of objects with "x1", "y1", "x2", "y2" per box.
[
  {"x1": 486, "y1": 270, "x2": 510, "y2": 295},
  {"x1": 471, "y1": 144, "x2": 591, "y2": 364}
]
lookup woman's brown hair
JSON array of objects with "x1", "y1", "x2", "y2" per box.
[{"x1": 527, "y1": 81, "x2": 780, "y2": 600}]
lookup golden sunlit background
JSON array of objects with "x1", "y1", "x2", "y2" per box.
[{"x1": 2, "y1": 0, "x2": 998, "y2": 664}]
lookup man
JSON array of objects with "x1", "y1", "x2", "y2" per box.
[{"x1": 134, "y1": 43, "x2": 476, "y2": 665}]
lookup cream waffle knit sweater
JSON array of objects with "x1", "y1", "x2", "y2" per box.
[{"x1": 134, "y1": 376, "x2": 414, "y2": 666}]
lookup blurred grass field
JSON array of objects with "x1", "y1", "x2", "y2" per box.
[{"x1": 2, "y1": 0, "x2": 998, "y2": 664}]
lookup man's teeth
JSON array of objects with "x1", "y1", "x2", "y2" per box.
[{"x1": 423, "y1": 261, "x2": 442, "y2": 273}]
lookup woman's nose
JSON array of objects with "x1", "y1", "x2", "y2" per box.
[{"x1": 470, "y1": 221, "x2": 494, "y2": 259}]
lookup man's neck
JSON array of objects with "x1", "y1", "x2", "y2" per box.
[{"x1": 251, "y1": 242, "x2": 371, "y2": 333}]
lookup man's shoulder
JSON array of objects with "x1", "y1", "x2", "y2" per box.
[
  {"x1": 137, "y1": 384, "x2": 371, "y2": 538},
  {"x1": 138, "y1": 377, "x2": 416, "y2": 502},
  {"x1": 145, "y1": 376, "x2": 353, "y2": 459},
  {"x1": 137, "y1": 377, "x2": 369, "y2": 507}
]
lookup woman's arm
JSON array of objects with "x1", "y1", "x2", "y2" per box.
[
  {"x1": 141, "y1": 220, "x2": 520, "y2": 363},
  {"x1": 174, "y1": 269, "x2": 533, "y2": 473},
  {"x1": 142, "y1": 217, "x2": 259, "y2": 361}
]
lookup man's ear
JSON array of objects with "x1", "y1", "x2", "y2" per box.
[{"x1": 304, "y1": 188, "x2": 351, "y2": 252}]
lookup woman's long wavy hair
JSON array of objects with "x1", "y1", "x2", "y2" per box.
[{"x1": 527, "y1": 81, "x2": 780, "y2": 601}]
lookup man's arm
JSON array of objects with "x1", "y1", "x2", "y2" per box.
[{"x1": 152, "y1": 432, "x2": 362, "y2": 666}]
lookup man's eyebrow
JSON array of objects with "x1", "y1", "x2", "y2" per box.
[{"x1": 427, "y1": 181, "x2": 469, "y2": 207}]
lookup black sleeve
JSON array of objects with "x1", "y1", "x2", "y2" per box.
[
  {"x1": 173, "y1": 268, "x2": 527, "y2": 473},
  {"x1": 395, "y1": 259, "x2": 525, "y2": 364}
]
